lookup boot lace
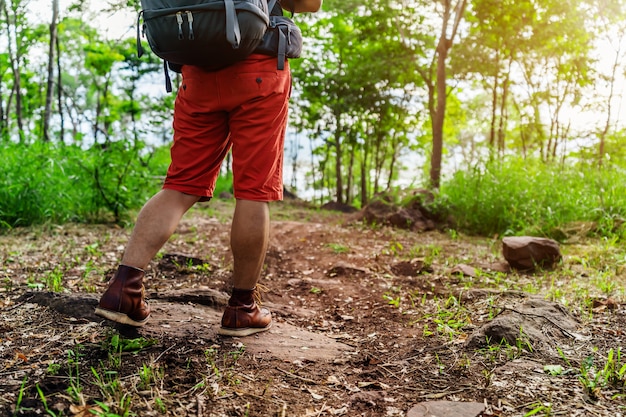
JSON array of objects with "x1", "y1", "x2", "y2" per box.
[{"x1": 254, "y1": 283, "x2": 270, "y2": 306}]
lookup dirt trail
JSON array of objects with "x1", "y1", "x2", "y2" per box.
[{"x1": 1, "y1": 201, "x2": 625, "y2": 416}]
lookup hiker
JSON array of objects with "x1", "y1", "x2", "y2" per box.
[{"x1": 94, "y1": 0, "x2": 323, "y2": 336}]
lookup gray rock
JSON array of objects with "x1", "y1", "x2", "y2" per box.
[{"x1": 407, "y1": 401, "x2": 485, "y2": 417}]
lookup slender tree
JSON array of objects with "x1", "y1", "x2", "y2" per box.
[
  {"x1": 2, "y1": 0, "x2": 25, "y2": 142},
  {"x1": 430, "y1": 0, "x2": 467, "y2": 189},
  {"x1": 43, "y1": 0, "x2": 59, "y2": 142},
  {"x1": 584, "y1": 0, "x2": 626, "y2": 167}
]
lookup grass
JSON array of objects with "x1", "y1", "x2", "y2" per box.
[
  {"x1": 437, "y1": 156, "x2": 626, "y2": 240},
  {"x1": 0, "y1": 141, "x2": 235, "y2": 231},
  {"x1": 0, "y1": 141, "x2": 167, "y2": 229},
  {"x1": 3, "y1": 140, "x2": 625, "y2": 246}
]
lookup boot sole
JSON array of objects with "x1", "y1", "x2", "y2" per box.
[
  {"x1": 95, "y1": 307, "x2": 149, "y2": 327},
  {"x1": 218, "y1": 322, "x2": 272, "y2": 337}
]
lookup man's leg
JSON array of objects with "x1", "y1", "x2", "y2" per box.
[
  {"x1": 123, "y1": 189, "x2": 200, "y2": 269},
  {"x1": 230, "y1": 199, "x2": 270, "y2": 289},
  {"x1": 95, "y1": 189, "x2": 200, "y2": 326},
  {"x1": 218, "y1": 199, "x2": 272, "y2": 336}
]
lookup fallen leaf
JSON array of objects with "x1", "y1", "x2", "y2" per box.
[
  {"x1": 70, "y1": 404, "x2": 103, "y2": 417},
  {"x1": 307, "y1": 388, "x2": 324, "y2": 400},
  {"x1": 326, "y1": 375, "x2": 341, "y2": 385}
]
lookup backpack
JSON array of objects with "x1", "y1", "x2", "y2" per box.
[
  {"x1": 254, "y1": 1, "x2": 302, "y2": 70},
  {"x1": 137, "y1": 0, "x2": 276, "y2": 92}
]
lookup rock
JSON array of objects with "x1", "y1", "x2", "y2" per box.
[
  {"x1": 360, "y1": 200, "x2": 436, "y2": 231},
  {"x1": 391, "y1": 259, "x2": 433, "y2": 276},
  {"x1": 407, "y1": 401, "x2": 485, "y2": 417},
  {"x1": 478, "y1": 261, "x2": 512, "y2": 273},
  {"x1": 283, "y1": 186, "x2": 299, "y2": 200},
  {"x1": 450, "y1": 263, "x2": 477, "y2": 277},
  {"x1": 321, "y1": 201, "x2": 359, "y2": 213},
  {"x1": 502, "y1": 236, "x2": 562, "y2": 270},
  {"x1": 327, "y1": 261, "x2": 369, "y2": 277},
  {"x1": 350, "y1": 391, "x2": 384, "y2": 406},
  {"x1": 465, "y1": 298, "x2": 588, "y2": 353}
]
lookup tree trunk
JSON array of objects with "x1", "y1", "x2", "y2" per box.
[
  {"x1": 55, "y1": 34, "x2": 65, "y2": 142},
  {"x1": 334, "y1": 117, "x2": 343, "y2": 204},
  {"x1": 429, "y1": 0, "x2": 467, "y2": 189},
  {"x1": 386, "y1": 132, "x2": 398, "y2": 191},
  {"x1": 2, "y1": 0, "x2": 25, "y2": 142},
  {"x1": 0, "y1": 76, "x2": 5, "y2": 141},
  {"x1": 430, "y1": 40, "x2": 447, "y2": 189},
  {"x1": 43, "y1": 0, "x2": 59, "y2": 142},
  {"x1": 309, "y1": 132, "x2": 318, "y2": 202},
  {"x1": 489, "y1": 80, "x2": 498, "y2": 153},
  {"x1": 360, "y1": 157, "x2": 367, "y2": 207},
  {"x1": 497, "y1": 71, "x2": 510, "y2": 158},
  {"x1": 346, "y1": 147, "x2": 354, "y2": 205},
  {"x1": 598, "y1": 43, "x2": 621, "y2": 168}
]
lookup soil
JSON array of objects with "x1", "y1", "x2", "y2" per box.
[{"x1": 1, "y1": 199, "x2": 626, "y2": 417}]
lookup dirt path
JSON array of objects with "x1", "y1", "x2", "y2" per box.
[{"x1": 1, "y1": 200, "x2": 625, "y2": 416}]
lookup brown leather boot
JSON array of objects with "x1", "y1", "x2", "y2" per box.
[
  {"x1": 218, "y1": 287, "x2": 272, "y2": 337},
  {"x1": 95, "y1": 265, "x2": 150, "y2": 327}
]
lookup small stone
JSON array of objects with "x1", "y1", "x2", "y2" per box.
[{"x1": 407, "y1": 401, "x2": 485, "y2": 417}]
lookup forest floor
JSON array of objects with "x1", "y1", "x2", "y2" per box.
[{"x1": 1, "y1": 199, "x2": 626, "y2": 417}]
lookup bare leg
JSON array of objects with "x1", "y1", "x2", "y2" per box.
[
  {"x1": 95, "y1": 189, "x2": 198, "y2": 326},
  {"x1": 122, "y1": 189, "x2": 200, "y2": 269},
  {"x1": 218, "y1": 199, "x2": 272, "y2": 336},
  {"x1": 230, "y1": 199, "x2": 270, "y2": 289}
]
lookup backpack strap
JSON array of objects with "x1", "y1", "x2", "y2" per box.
[
  {"x1": 276, "y1": 25, "x2": 287, "y2": 70},
  {"x1": 137, "y1": 11, "x2": 145, "y2": 58},
  {"x1": 164, "y1": 61, "x2": 173, "y2": 93},
  {"x1": 268, "y1": 0, "x2": 293, "y2": 71},
  {"x1": 224, "y1": 0, "x2": 242, "y2": 49}
]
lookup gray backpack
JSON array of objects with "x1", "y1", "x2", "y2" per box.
[{"x1": 137, "y1": 0, "x2": 276, "y2": 91}]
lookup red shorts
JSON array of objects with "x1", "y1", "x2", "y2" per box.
[{"x1": 163, "y1": 55, "x2": 291, "y2": 201}]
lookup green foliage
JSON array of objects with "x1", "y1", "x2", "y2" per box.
[
  {"x1": 214, "y1": 170, "x2": 234, "y2": 196},
  {"x1": 291, "y1": 0, "x2": 427, "y2": 205},
  {"x1": 0, "y1": 139, "x2": 243, "y2": 231},
  {"x1": 0, "y1": 141, "x2": 167, "y2": 230},
  {"x1": 578, "y1": 347, "x2": 626, "y2": 402},
  {"x1": 437, "y1": 157, "x2": 626, "y2": 239}
]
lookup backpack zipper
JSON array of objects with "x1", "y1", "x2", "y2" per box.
[
  {"x1": 186, "y1": 11, "x2": 195, "y2": 40},
  {"x1": 176, "y1": 11, "x2": 195, "y2": 40},
  {"x1": 176, "y1": 12, "x2": 184, "y2": 40}
]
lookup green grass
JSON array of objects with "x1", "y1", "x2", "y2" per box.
[
  {"x1": 0, "y1": 141, "x2": 167, "y2": 229},
  {"x1": 437, "y1": 156, "x2": 626, "y2": 240},
  {"x1": 3, "y1": 141, "x2": 626, "y2": 244},
  {"x1": 0, "y1": 141, "x2": 237, "y2": 231}
]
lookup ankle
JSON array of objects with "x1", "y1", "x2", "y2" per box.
[
  {"x1": 228, "y1": 287, "x2": 256, "y2": 306},
  {"x1": 119, "y1": 264, "x2": 145, "y2": 275}
]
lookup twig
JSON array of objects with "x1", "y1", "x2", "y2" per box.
[
  {"x1": 152, "y1": 343, "x2": 177, "y2": 364},
  {"x1": 196, "y1": 395, "x2": 204, "y2": 417},
  {"x1": 278, "y1": 402, "x2": 287, "y2": 417},
  {"x1": 276, "y1": 367, "x2": 319, "y2": 385},
  {"x1": 315, "y1": 402, "x2": 327, "y2": 417},
  {"x1": 6, "y1": 294, "x2": 36, "y2": 311},
  {"x1": 419, "y1": 388, "x2": 466, "y2": 399}
]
